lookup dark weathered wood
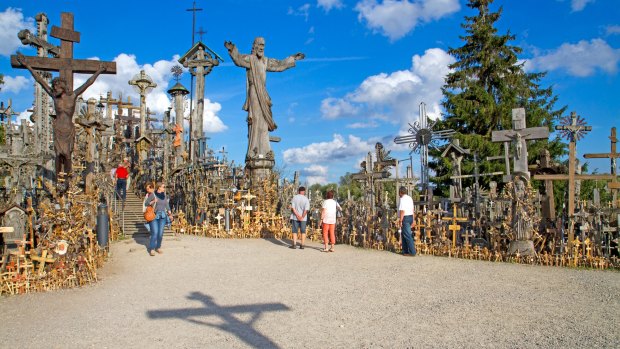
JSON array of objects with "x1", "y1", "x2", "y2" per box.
[
  {"x1": 11, "y1": 56, "x2": 117, "y2": 74},
  {"x1": 50, "y1": 25, "x2": 80, "y2": 43},
  {"x1": 533, "y1": 174, "x2": 615, "y2": 181}
]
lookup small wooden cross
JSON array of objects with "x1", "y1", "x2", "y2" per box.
[
  {"x1": 30, "y1": 250, "x2": 56, "y2": 275},
  {"x1": 441, "y1": 204, "x2": 468, "y2": 248},
  {"x1": 215, "y1": 213, "x2": 223, "y2": 230}
]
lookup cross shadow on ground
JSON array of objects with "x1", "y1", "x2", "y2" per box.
[{"x1": 146, "y1": 291, "x2": 290, "y2": 348}]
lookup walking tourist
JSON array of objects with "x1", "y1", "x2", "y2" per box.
[
  {"x1": 398, "y1": 186, "x2": 416, "y2": 256},
  {"x1": 145, "y1": 181, "x2": 173, "y2": 256},
  {"x1": 115, "y1": 158, "x2": 130, "y2": 203},
  {"x1": 321, "y1": 190, "x2": 341, "y2": 252},
  {"x1": 143, "y1": 182, "x2": 154, "y2": 233},
  {"x1": 289, "y1": 186, "x2": 310, "y2": 249}
]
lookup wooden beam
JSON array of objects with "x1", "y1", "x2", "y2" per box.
[
  {"x1": 11, "y1": 56, "x2": 117, "y2": 74},
  {"x1": 533, "y1": 174, "x2": 615, "y2": 180}
]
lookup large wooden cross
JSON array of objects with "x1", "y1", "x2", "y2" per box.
[
  {"x1": 491, "y1": 108, "x2": 549, "y2": 179},
  {"x1": 11, "y1": 12, "x2": 116, "y2": 92},
  {"x1": 533, "y1": 113, "x2": 614, "y2": 248},
  {"x1": 583, "y1": 127, "x2": 620, "y2": 205}
]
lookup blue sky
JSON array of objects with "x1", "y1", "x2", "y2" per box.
[{"x1": 0, "y1": 0, "x2": 618, "y2": 185}]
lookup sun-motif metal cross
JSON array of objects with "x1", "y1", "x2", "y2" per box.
[
  {"x1": 393, "y1": 103, "x2": 455, "y2": 153},
  {"x1": 556, "y1": 111, "x2": 591, "y2": 142},
  {"x1": 393, "y1": 102, "x2": 455, "y2": 202}
]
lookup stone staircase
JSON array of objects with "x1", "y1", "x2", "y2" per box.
[{"x1": 115, "y1": 193, "x2": 174, "y2": 237}]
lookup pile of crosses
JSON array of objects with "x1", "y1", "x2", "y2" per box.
[
  {"x1": 0, "y1": 175, "x2": 115, "y2": 295},
  {"x1": 330, "y1": 110, "x2": 620, "y2": 269},
  {"x1": 170, "y1": 174, "x2": 294, "y2": 239}
]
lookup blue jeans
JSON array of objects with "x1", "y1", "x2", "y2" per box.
[
  {"x1": 291, "y1": 220, "x2": 307, "y2": 234},
  {"x1": 401, "y1": 215, "x2": 415, "y2": 255},
  {"x1": 116, "y1": 178, "x2": 127, "y2": 201},
  {"x1": 149, "y1": 211, "x2": 166, "y2": 251}
]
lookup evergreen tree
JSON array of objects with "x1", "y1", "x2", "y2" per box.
[{"x1": 429, "y1": 0, "x2": 565, "y2": 197}]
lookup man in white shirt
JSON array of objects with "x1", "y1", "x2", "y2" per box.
[{"x1": 398, "y1": 186, "x2": 416, "y2": 256}]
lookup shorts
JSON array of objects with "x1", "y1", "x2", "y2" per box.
[{"x1": 291, "y1": 220, "x2": 307, "y2": 234}]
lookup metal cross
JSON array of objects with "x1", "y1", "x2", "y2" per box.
[{"x1": 394, "y1": 102, "x2": 455, "y2": 202}]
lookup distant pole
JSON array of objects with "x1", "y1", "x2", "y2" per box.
[
  {"x1": 187, "y1": 0, "x2": 202, "y2": 45},
  {"x1": 186, "y1": 0, "x2": 202, "y2": 161}
]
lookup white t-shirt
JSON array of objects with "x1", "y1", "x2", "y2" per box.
[
  {"x1": 321, "y1": 199, "x2": 341, "y2": 224},
  {"x1": 398, "y1": 194, "x2": 414, "y2": 216}
]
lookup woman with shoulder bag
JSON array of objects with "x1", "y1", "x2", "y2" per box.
[
  {"x1": 144, "y1": 181, "x2": 173, "y2": 256},
  {"x1": 143, "y1": 183, "x2": 155, "y2": 233}
]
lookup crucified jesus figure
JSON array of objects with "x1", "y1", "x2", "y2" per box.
[{"x1": 17, "y1": 52, "x2": 106, "y2": 178}]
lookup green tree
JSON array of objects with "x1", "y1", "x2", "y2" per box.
[
  {"x1": 338, "y1": 172, "x2": 364, "y2": 200},
  {"x1": 429, "y1": 0, "x2": 566, "y2": 197}
]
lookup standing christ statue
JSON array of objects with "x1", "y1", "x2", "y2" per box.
[{"x1": 224, "y1": 37, "x2": 304, "y2": 162}]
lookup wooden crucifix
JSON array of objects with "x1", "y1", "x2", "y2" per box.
[
  {"x1": 491, "y1": 108, "x2": 549, "y2": 180},
  {"x1": 533, "y1": 112, "x2": 615, "y2": 248},
  {"x1": 583, "y1": 127, "x2": 619, "y2": 206},
  {"x1": 11, "y1": 12, "x2": 116, "y2": 179}
]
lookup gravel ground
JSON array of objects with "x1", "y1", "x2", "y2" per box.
[{"x1": 1, "y1": 235, "x2": 619, "y2": 349}]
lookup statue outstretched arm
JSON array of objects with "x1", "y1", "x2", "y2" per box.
[
  {"x1": 224, "y1": 41, "x2": 249, "y2": 68},
  {"x1": 74, "y1": 62, "x2": 106, "y2": 97},
  {"x1": 16, "y1": 52, "x2": 53, "y2": 96},
  {"x1": 267, "y1": 52, "x2": 305, "y2": 72}
]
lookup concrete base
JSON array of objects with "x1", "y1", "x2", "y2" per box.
[
  {"x1": 246, "y1": 157, "x2": 274, "y2": 186},
  {"x1": 508, "y1": 240, "x2": 536, "y2": 256}
]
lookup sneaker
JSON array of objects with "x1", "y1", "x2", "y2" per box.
[
  {"x1": 156, "y1": 249, "x2": 163, "y2": 254},
  {"x1": 150, "y1": 251, "x2": 155, "y2": 256},
  {"x1": 299, "y1": 245, "x2": 305, "y2": 249}
]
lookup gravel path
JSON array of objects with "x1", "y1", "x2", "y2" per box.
[{"x1": 1, "y1": 235, "x2": 619, "y2": 349}]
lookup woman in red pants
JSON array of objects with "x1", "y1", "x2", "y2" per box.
[{"x1": 321, "y1": 190, "x2": 341, "y2": 252}]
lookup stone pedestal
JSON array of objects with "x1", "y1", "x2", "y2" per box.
[
  {"x1": 508, "y1": 240, "x2": 536, "y2": 256},
  {"x1": 246, "y1": 156, "x2": 274, "y2": 186}
]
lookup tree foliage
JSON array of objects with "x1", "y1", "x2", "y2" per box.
[{"x1": 429, "y1": 0, "x2": 566, "y2": 197}]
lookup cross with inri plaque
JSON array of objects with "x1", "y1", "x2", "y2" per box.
[
  {"x1": 11, "y1": 12, "x2": 116, "y2": 178},
  {"x1": 11, "y1": 13, "x2": 116, "y2": 92}
]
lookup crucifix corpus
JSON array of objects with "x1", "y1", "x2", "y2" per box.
[
  {"x1": 224, "y1": 37, "x2": 305, "y2": 184},
  {"x1": 11, "y1": 12, "x2": 116, "y2": 179},
  {"x1": 491, "y1": 108, "x2": 549, "y2": 180}
]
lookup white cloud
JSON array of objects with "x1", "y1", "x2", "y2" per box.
[
  {"x1": 606, "y1": 25, "x2": 620, "y2": 36},
  {"x1": 73, "y1": 53, "x2": 227, "y2": 134},
  {"x1": 354, "y1": 0, "x2": 460, "y2": 41},
  {"x1": 288, "y1": 3, "x2": 311, "y2": 21},
  {"x1": 0, "y1": 8, "x2": 35, "y2": 56},
  {"x1": 301, "y1": 164, "x2": 329, "y2": 185},
  {"x1": 1, "y1": 75, "x2": 30, "y2": 93},
  {"x1": 320, "y1": 97, "x2": 360, "y2": 118},
  {"x1": 524, "y1": 39, "x2": 620, "y2": 77},
  {"x1": 320, "y1": 48, "x2": 454, "y2": 132},
  {"x1": 202, "y1": 100, "x2": 227, "y2": 133},
  {"x1": 571, "y1": 0, "x2": 595, "y2": 12},
  {"x1": 318, "y1": 0, "x2": 345, "y2": 12},
  {"x1": 346, "y1": 121, "x2": 379, "y2": 129},
  {"x1": 283, "y1": 133, "x2": 374, "y2": 164}
]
